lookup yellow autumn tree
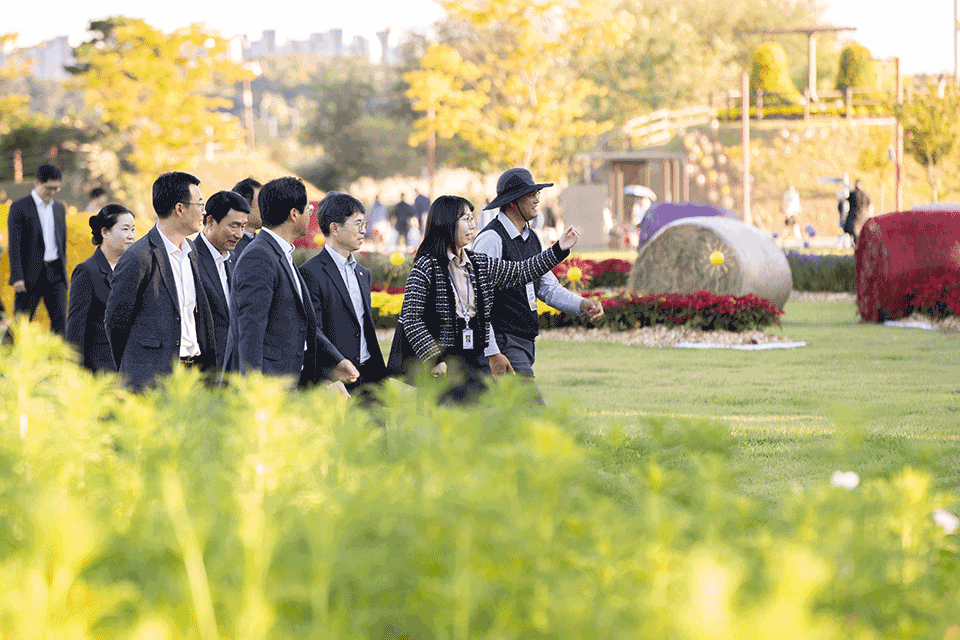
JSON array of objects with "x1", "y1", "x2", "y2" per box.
[
  {"x1": 0, "y1": 33, "x2": 34, "y2": 136},
  {"x1": 71, "y1": 18, "x2": 251, "y2": 186},
  {"x1": 405, "y1": 0, "x2": 633, "y2": 183}
]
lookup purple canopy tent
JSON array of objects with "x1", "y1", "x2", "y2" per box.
[{"x1": 636, "y1": 201, "x2": 739, "y2": 249}]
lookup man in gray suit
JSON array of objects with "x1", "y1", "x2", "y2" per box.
[
  {"x1": 105, "y1": 171, "x2": 217, "y2": 390},
  {"x1": 7, "y1": 164, "x2": 68, "y2": 334}
]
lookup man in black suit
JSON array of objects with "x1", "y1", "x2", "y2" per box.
[
  {"x1": 300, "y1": 192, "x2": 386, "y2": 396},
  {"x1": 104, "y1": 172, "x2": 217, "y2": 390},
  {"x1": 7, "y1": 164, "x2": 68, "y2": 334},
  {"x1": 222, "y1": 176, "x2": 339, "y2": 386},
  {"x1": 194, "y1": 190, "x2": 249, "y2": 372},
  {"x1": 230, "y1": 177, "x2": 261, "y2": 261}
]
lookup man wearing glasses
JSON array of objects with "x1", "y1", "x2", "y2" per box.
[
  {"x1": 105, "y1": 171, "x2": 217, "y2": 390},
  {"x1": 7, "y1": 164, "x2": 68, "y2": 335},
  {"x1": 223, "y1": 176, "x2": 337, "y2": 387},
  {"x1": 300, "y1": 192, "x2": 386, "y2": 398}
]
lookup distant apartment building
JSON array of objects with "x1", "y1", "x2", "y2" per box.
[
  {"x1": 1, "y1": 36, "x2": 75, "y2": 80},
  {"x1": 242, "y1": 28, "x2": 395, "y2": 62}
]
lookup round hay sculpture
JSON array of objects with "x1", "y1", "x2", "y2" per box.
[{"x1": 628, "y1": 216, "x2": 792, "y2": 309}]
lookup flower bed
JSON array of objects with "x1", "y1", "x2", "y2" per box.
[
  {"x1": 905, "y1": 275, "x2": 960, "y2": 319},
  {"x1": 371, "y1": 287, "x2": 783, "y2": 333},
  {"x1": 785, "y1": 250, "x2": 855, "y2": 293}
]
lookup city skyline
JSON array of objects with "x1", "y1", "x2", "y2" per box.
[{"x1": 3, "y1": 0, "x2": 957, "y2": 77}]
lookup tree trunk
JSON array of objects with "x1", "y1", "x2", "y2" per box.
[{"x1": 927, "y1": 160, "x2": 939, "y2": 202}]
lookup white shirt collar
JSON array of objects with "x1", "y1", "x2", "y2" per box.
[
  {"x1": 446, "y1": 248, "x2": 472, "y2": 269},
  {"x1": 324, "y1": 244, "x2": 355, "y2": 270},
  {"x1": 31, "y1": 190, "x2": 50, "y2": 211},
  {"x1": 496, "y1": 212, "x2": 528, "y2": 239},
  {"x1": 199, "y1": 230, "x2": 230, "y2": 264},
  {"x1": 156, "y1": 225, "x2": 192, "y2": 257},
  {"x1": 261, "y1": 227, "x2": 294, "y2": 257}
]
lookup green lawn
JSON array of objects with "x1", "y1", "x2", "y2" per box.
[{"x1": 535, "y1": 298, "x2": 960, "y2": 503}]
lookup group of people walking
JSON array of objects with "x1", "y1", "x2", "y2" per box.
[{"x1": 7, "y1": 164, "x2": 603, "y2": 404}]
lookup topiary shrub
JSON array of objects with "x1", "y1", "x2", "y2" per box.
[
  {"x1": 750, "y1": 42, "x2": 803, "y2": 106},
  {"x1": 836, "y1": 43, "x2": 876, "y2": 92}
]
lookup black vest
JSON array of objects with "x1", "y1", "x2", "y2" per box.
[{"x1": 480, "y1": 217, "x2": 541, "y2": 338}]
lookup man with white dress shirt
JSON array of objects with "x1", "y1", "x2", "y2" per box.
[
  {"x1": 300, "y1": 192, "x2": 387, "y2": 396},
  {"x1": 472, "y1": 168, "x2": 604, "y2": 404},
  {"x1": 195, "y1": 190, "x2": 249, "y2": 372},
  {"x1": 105, "y1": 171, "x2": 217, "y2": 390},
  {"x1": 222, "y1": 176, "x2": 339, "y2": 386},
  {"x1": 6, "y1": 164, "x2": 68, "y2": 334}
]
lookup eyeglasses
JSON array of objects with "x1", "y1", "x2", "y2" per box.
[
  {"x1": 460, "y1": 215, "x2": 477, "y2": 228},
  {"x1": 181, "y1": 201, "x2": 205, "y2": 209}
]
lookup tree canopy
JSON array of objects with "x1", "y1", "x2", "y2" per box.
[
  {"x1": 404, "y1": 0, "x2": 633, "y2": 182},
  {"x1": 70, "y1": 18, "x2": 250, "y2": 188},
  {"x1": 897, "y1": 78, "x2": 960, "y2": 202}
]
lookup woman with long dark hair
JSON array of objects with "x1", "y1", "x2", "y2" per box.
[
  {"x1": 389, "y1": 195, "x2": 579, "y2": 402},
  {"x1": 66, "y1": 204, "x2": 136, "y2": 372}
]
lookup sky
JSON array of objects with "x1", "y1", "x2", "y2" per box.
[{"x1": 3, "y1": 0, "x2": 957, "y2": 76}]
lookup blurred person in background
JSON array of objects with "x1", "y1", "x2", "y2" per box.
[
  {"x1": 413, "y1": 188, "x2": 430, "y2": 229},
  {"x1": 85, "y1": 186, "x2": 108, "y2": 212},
  {"x1": 66, "y1": 204, "x2": 136, "y2": 372},
  {"x1": 7, "y1": 163, "x2": 68, "y2": 336},
  {"x1": 231, "y1": 177, "x2": 262, "y2": 260},
  {"x1": 393, "y1": 193, "x2": 414, "y2": 246}
]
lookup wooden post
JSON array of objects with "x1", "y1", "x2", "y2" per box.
[
  {"x1": 845, "y1": 87, "x2": 853, "y2": 118},
  {"x1": 895, "y1": 57, "x2": 903, "y2": 211},
  {"x1": 756, "y1": 90, "x2": 764, "y2": 121},
  {"x1": 13, "y1": 149, "x2": 22, "y2": 183},
  {"x1": 742, "y1": 72, "x2": 752, "y2": 226}
]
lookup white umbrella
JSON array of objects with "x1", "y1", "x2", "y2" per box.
[{"x1": 624, "y1": 184, "x2": 657, "y2": 200}]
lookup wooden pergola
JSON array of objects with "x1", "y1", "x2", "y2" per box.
[{"x1": 755, "y1": 26, "x2": 857, "y2": 102}]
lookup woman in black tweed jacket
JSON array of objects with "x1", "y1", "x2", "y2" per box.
[{"x1": 390, "y1": 195, "x2": 580, "y2": 402}]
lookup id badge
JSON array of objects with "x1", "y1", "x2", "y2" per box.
[
  {"x1": 526, "y1": 282, "x2": 537, "y2": 310},
  {"x1": 462, "y1": 329, "x2": 474, "y2": 350}
]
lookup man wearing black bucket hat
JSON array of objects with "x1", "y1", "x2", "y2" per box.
[{"x1": 473, "y1": 168, "x2": 603, "y2": 404}]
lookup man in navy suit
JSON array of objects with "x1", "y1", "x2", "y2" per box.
[
  {"x1": 104, "y1": 172, "x2": 217, "y2": 390},
  {"x1": 222, "y1": 176, "x2": 339, "y2": 387},
  {"x1": 7, "y1": 164, "x2": 68, "y2": 334},
  {"x1": 300, "y1": 192, "x2": 386, "y2": 395},
  {"x1": 194, "y1": 190, "x2": 249, "y2": 372},
  {"x1": 230, "y1": 177, "x2": 261, "y2": 262}
]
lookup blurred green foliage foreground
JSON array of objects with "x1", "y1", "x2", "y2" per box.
[{"x1": 2, "y1": 321, "x2": 959, "y2": 639}]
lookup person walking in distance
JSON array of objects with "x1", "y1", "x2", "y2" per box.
[{"x1": 7, "y1": 163, "x2": 68, "y2": 335}]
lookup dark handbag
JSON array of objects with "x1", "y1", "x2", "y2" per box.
[{"x1": 386, "y1": 320, "x2": 419, "y2": 377}]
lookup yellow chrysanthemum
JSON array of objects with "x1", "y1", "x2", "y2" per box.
[
  {"x1": 390, "y1": 252, "x2": 405, "y2": 266},
  {"x1": 536, "y1": 299, "x2": 561, "y2": 315},
  {"x1": 567, "y1": 266, "x2": 583, "y2": 282}
]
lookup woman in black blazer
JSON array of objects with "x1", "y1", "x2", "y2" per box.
[
  {"x1": 390, "y1": 195, "x2": 579, "y2": 403},
  {"x1": 66, "y1": 204, "x2": 136, "y2": 372}
]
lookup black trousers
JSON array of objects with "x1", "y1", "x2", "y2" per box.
[
  {"x1": 14, "y1": 260, "x2": 67, "y2": 335},
  {"x1": 439, "y1": 350, "x2": 489, "y2": 405}
]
